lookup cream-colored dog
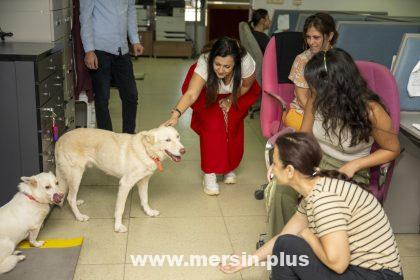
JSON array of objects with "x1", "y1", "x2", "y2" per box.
[
  {"x1": 0, "y1": 172, "x2": 64, "y2": 274},
  {"x1": 55, "y1": 126, "x2": 185, "y2": 233}
]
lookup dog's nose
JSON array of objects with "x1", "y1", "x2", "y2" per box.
[{"x1": 180, "y1": 148, "x2": 186, "y2": 154}]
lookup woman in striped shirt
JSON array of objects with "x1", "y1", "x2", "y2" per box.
[{"x1": 219, "y1": 132, "x2": 403, "y2": 279}]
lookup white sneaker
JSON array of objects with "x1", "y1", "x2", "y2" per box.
[
  {"x1": 203, "y1": 173, "x2": 220, "y2": 195},
  {"x1": 223, "y1": 171, "x2": 237, "y2": 184}
]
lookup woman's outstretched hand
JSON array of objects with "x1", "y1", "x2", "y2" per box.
[
  {"x1": 162, "y1": 113, "x2": 179, "y2": 127},
  {"x1": 218, "y1": 255, "x2": 247, "y2": 274}
]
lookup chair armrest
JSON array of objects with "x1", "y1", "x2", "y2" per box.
[
  {"x1": 264, "y1": 90, "x2": 287, "y2": 110},
  {"x1": 379, "y1": 163, "x2": 391, "y2": 187}
]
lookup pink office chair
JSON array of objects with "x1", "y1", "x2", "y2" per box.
[
  {"x1": 261, "y1": 36, "x2": 297, "y2": 138},
  {"x1": 357, "y1": 61, "x2": 400, "y2": 203},
  {"x1": 259, "y1": 45, "x2": 400, "y2": 202}
]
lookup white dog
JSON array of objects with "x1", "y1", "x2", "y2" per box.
[
  {"x1": 55, "y1": 126, "x2": 185, "y2": 233},
  {"x1": 0, "y1": 172, "x2": 64, "y2": 274}
]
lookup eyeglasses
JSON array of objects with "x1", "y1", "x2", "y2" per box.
[{"x1": 323, "y1": 51, "x2": 328, "y2": 73}]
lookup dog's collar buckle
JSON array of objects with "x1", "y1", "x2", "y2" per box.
[
  {"x1": 150, "y1": 157, "x2": 164, "y2": 172},
  {"x1": 22, "y1": 192, "x2": 40, "y2": 203}
]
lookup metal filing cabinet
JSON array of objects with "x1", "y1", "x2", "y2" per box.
[
  {"x1": 0, "y1": 43, "x2": 65, "y2": 206},
  {"x1": 0, "y1": 0, "x2": 76, "y2": 131}
]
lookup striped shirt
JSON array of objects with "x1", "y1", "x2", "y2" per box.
[{"x1": 297, "y1": 177, "x2": 402, "y2": 275}]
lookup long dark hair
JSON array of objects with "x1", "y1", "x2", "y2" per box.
[
  {"x1": 275, "y1": 132, "x2": 364, "y2": 186},
  {"x1": 303, "y1": 12, "x2": 338, "y2": 48},
  {"x1": 249, "y1": 9, "x2": 268, "y2": 28},
  {"x1": 204, "y1": 37, "x2": 246, "y2": 106},
  {"x1": 304, "y1": 48, "x2": 385, "y2": 147}
]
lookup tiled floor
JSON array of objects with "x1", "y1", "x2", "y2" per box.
[{"x1": 42, "y1": 58, "x2": 420, "y2": 280}]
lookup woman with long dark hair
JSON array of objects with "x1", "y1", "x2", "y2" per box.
[
  {"x1": 302, "y1": 48, "x2": 399, "y2": 182},
  {"x1": 219, "y1": 132, "x2": 403, "y2": 280},
  {"x1": 286, "y1": 12, "x2": 338, "y2": 131},
  {"x1": 163, "y1": 37, "x2": 260, "y2": 195},
  {"x1": 249, "y1": 9, "x2": 271, "y2": 53},
  {"x1": 267, "y1": 47, "x2": 400, "y2": 239},
  {"x1": 265, "y1": 13, "x2": 340, "y2": 238}
]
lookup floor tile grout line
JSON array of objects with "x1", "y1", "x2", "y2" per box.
[
  {"x1": 245, "y1": 118, "x2": 266, "y2": 146},
  {"x1": 216, "y1": 195, "x2": 245, "y2": 280},
  {"x1": 123, "y1": 190, "x2": 133, "y2": 280},
  {"x1": 48, "y1": 214, "x2": 268, "y2": 221},
  {"x1": 77, "y1": 262, "x2": 127, "y2": 266}
]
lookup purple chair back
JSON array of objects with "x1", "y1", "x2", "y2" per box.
[{"x1": 356, "y1": 61, "x2": 400, "y2": 203}]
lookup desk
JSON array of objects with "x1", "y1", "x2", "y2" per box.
[
  {"x1": 384, "y1": 111, "x2": 420, "y2": 233},
  {"x1": 400, "y1": 111, "x2": 420, "y2": 140}
]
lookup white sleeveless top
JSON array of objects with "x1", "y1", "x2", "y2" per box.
[
  {"x1": 194, "y1": 53, "x2": 256, "y2": 94},
  {"x1": 313, "y1": 113, "x2": 374, "y2": 162}
]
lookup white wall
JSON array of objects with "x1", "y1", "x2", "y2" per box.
[{"x1": 253, "y1": 0, "x2": 420, "y2": 18}]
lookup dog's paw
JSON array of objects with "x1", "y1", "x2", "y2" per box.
[
  {"x1": 76, "y1": 214, "x2": 90, "y2": 222},
  {"x1": 114, "y1": 224, "x2": 128, "y2": 233},
  {"x1": 145, "y1": 209, "x2": 160, "y2": 217},
  {"x1": 17, "y1": 255, "x2": 26, "y2": 262},
  {"x1": 76, "y1": 200, "x2": 84, "y2": 206},
  {"x1": 31, "y1": 240, "x2": 45, "y2": 248},
  {"x1": 13, "y1": 250, "x2": 23, "y2": 255}
]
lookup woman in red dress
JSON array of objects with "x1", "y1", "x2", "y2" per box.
[{"x1": 164, "y1": 37, "x2": 260, "y2": 195}]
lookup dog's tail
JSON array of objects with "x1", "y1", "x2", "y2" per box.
[{"x1": 0, "y1": 238, "x2": 22, "y2": 274}]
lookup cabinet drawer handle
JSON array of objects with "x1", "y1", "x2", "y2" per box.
[
  {"x1": 40, "y1": 151, "x2": 53, "y2": 157},
  {"x1": 40, "y1": 107, "x2": 54, "y2": 112}
]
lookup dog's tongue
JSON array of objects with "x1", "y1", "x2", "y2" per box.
[
  {"x1": 53, "y1": 193, "x2": 63, "y2": 204},
  {"x1": 172, "y1": 155, "x2": 181, "y2": 162}
]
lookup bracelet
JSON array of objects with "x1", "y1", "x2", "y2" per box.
[{"x1": 172, "y1": 108, "x2": 182, "y2": 117}]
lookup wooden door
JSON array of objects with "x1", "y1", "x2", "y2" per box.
[{"x1": 207, "y1": 4, "x2": 250, "y2": 41}]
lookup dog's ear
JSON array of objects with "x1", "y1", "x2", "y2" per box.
[
  {"x1": 21, "y1": 176, "x2": 38, "y2": 188},
  {"x1": 142, "y1": 132, "x2": 156, "y2": 145}
]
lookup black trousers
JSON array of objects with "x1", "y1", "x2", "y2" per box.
[
  {"x1": 90, "y1": 50, "x2": 138, "y2": 134},
  {"x1": 271, "y1": 235, "x2": 403, "y2": 280}
]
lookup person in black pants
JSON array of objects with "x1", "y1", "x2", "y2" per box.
[
  {"x1": 219, "y1": 133, "x2": 403, "y2": 280},
  {"x1": 79, "y1": 0, "x2": 144, "y2": 134},
  {"x1": 90, "y1": 51, "x2": 138, "y2": 134}
]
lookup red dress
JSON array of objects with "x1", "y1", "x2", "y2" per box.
[{"x1": 182, "y1": 64, "x2": 261, "y2": 174}]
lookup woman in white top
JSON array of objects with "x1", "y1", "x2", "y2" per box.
[
  {"x1": 163, "y1": 37, "x2": 260, "y2": 195},
  {"x1": 301, "y1": 48, "x2": 400, "y2": 184}
]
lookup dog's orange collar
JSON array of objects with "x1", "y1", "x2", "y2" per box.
[
  {"x1": 22, "y1": 192, "x2": 40, "y2": 203},
  {"x1": 150, "y1": 157, "x2": 163, "y2": 172}
]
